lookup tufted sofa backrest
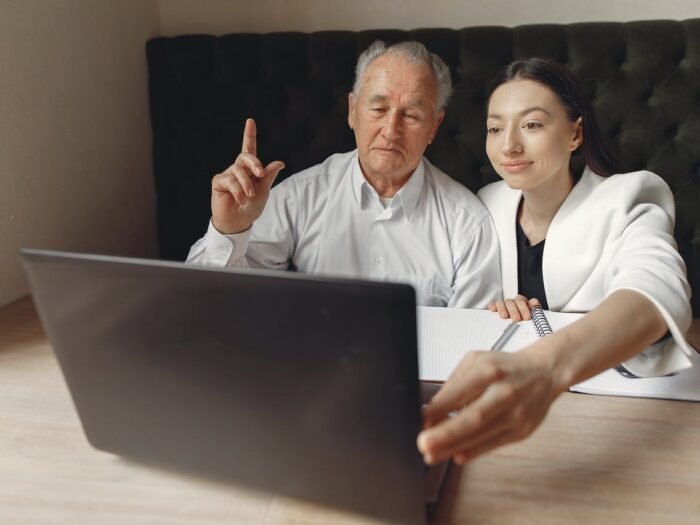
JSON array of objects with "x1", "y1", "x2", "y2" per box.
[{"x1": 147, "y1": 19, "x2": 700, "y2": 314}]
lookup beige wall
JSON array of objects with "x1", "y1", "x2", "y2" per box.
[
  {"x1": 157, "y1": 0, "x2": 700, "y2": 35},
  {"x1": 0, "y1": 1, "x2": 160, "y2": 307}
]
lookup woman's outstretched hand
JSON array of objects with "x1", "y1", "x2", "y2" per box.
[{"x1": 417, "y1": 338, "x2": 564, "y2": 465}]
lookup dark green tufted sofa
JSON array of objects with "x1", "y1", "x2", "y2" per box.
[{"x1": 146, "y1": 19, "x2": 700, "y2": 314}]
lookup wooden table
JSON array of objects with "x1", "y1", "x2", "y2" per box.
[{"x1": 1, "y1": 297, "x2": 699, "y2": 524}]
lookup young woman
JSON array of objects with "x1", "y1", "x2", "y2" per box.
[{"x1": 417, "y1": 58, "x2": 694, "y2": 466}]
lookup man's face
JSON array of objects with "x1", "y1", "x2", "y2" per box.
[{"x1": 348, "y1": 53, "x2": 444, "y2": 184}]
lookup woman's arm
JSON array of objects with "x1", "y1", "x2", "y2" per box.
[{"x1": 417, "y1": 289, "x2": 666, "y2": 465}]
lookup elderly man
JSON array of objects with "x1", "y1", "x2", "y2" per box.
[{"x1": 187, "y1": 40, "x2": 501, "y2": 308}]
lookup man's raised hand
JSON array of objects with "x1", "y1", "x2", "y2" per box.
[{"x1": 211, "y1": 118, "x2": 285, "y2": 234}]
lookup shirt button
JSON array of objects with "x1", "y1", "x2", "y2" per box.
[{"x1": 372, "y1": 258, "x2": 381, "y2": 266}]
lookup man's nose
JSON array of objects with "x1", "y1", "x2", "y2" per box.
[{"x1": 382, "y1": 111, "x2": 402, "y2": 140}]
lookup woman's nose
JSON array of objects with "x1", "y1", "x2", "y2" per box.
[{"x1": 502, "y1": 128, "x2": 523, "y2": 155}]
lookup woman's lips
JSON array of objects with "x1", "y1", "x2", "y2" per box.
[{"x1": 501, "y1": 161, "x2": 533, "y2": 174}]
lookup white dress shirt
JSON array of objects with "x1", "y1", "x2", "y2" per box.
[
  {"x1": 478, "y1": 167, "x2": 693, "y2": 375},
  {"x1": 188, "y1": 150, "x2": 501, "y2": 308}
]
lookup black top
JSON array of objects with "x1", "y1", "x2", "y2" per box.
[{"x1": 516, "y1": 221, "x2": 549, "y2": 309}]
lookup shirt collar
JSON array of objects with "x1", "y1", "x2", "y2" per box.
[
  {"x1": 350, "y1": 152, "x2": 426, "y2": 220},
  {"x1": 395, "y1": 160, "x2": 425, "y2": 221}
]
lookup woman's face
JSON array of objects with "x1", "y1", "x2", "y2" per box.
[{"x1": 485, "y1": 79, "x2": 582, "y2": 192}]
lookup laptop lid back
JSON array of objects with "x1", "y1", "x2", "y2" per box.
[{"x1": 20, "y1": 249, "x2": 425, "y2": 524}]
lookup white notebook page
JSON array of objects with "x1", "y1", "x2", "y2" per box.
[
  {"x1": 417, "y1": 307, "x2": 583, "y2": 381},
  {"x1": 416, "y1": 307, "x2": 699, "y2": 402}
]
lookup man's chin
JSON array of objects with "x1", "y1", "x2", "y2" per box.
[{"x1": 364, "y1": 163, "x2": 417, "y2": 182}]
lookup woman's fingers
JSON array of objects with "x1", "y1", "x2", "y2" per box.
[
  {"x1": 422, "y1": 352, "x2": 502, "y2": 427},
  {"x1": 419, "y1": 349, "x2": 558, "y2": 465},
  {"x1": 494, "y1": 300, "x2": 509, "y2": 319},
  {"x1": 419, "y1": 379, "x2": 517, "y2": 463},
  {"x1": 513, "y1": 295, "x2": 532, "y2": 320},
  {"x1": 491, "y1": 295, "x2": 535, "y2": 320}
]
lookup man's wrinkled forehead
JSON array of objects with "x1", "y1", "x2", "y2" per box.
[
  {"x1": 355, "y1": 54, "x2": 438, "y2": 105},
  {"x1": 367, "y1": 93, "x2": 430, "y2": 111}
]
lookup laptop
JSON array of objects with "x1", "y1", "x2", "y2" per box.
[{"x1": 19, "y1": 249, "x2": 448, "y2": 525}]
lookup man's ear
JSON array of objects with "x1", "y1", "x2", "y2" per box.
[
  {"x1": 348, "y1": 92, "x2": 356, "y2": 130},
  {"x1": 429, "y1": 111, "x2": 445, "y2": 144},
  {"x1": 570, "y1": 116, "x2": 583, "y2": 151}
]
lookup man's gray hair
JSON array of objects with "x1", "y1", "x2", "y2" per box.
[{"x1": 352, "y1": 40, "x2": 453, "y2": 112}]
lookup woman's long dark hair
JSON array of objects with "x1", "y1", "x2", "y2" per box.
[{"x1": 486, "y1": 57, "x2": 624, "y2": 177}]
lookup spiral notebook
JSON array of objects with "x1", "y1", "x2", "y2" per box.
[
  {"x1": 417, "y1": 306, "x2": 583, "y2": 381},
  {"x1": 529, "y1": 306, "x2": 553, "y2": 336},
  {"x1": 417, "y1": 306, "x2": 700, "y2": 402}
]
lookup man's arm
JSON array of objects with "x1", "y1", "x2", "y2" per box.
[{"x1": 447, "y1": 214, "x2": 502, "y2": 308}]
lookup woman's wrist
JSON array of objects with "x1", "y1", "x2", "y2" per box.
[{"x1": 523, "y1": 330, "x2": 579, "y2": 396}]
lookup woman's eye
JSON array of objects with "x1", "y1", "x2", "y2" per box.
[
  {"x1": 524, "y1": 122, "x2": 542, "y2": 130},
  {"x1": 487, "y1": 127, "x2": 502, "y2": 134}
]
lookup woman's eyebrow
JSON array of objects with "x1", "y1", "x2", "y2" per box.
[
  {"x1": 519, "y1": 106, "x2": 551, "y2": 116},
  {"x1": 487, "y1": 106, "x2": 551, "y2": 119}
]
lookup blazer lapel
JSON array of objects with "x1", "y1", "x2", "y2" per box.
[
  {"x1": 497, "y1": 188, "x2": 522, "y2": 298},
  {"x1": 543, "y1": 168, "x2": 601, "y2": 310}
]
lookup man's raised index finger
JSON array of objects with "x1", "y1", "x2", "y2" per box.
[{"x1": 241, "y1": 118, "x2": 257, "y2": 156}]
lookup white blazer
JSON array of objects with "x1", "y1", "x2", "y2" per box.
[{"x1": 478, "y1": 167, "x2": 694, "y2": 376}]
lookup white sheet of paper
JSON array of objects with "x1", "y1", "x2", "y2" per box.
[
  {"x1": 417, "y1": 307, "x2": 509, "y2": 381},
  {"x1": 571, "y1": 348, "x2": 700, "y2": 401}
]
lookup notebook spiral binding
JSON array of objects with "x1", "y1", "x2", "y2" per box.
[{"x1": 530, "y1": 306, "x2": 553, "y2": 337}]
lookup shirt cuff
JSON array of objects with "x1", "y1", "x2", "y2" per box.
[{"x1": 205, "y1": 219, "x2": 251, "y2": 265}]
